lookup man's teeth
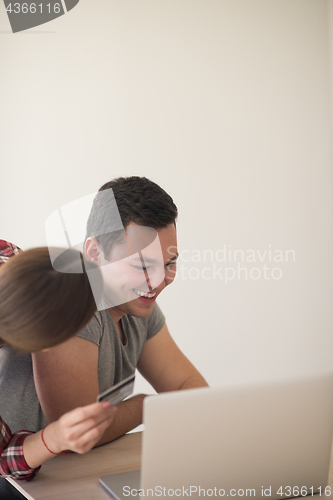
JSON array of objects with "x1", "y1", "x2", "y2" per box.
[{"x1": 134, "y1": 289, "x2": 157, "y2": 298}]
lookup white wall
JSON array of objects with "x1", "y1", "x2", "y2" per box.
[{"x1": 1, "y1": 0, "x2": 333, "y2": 396}]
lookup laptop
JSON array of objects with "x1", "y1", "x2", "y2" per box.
[
  {"x1": 0, "y1": 478, "x2": 35, "y2": 500},
  {"x1": 100, "y1": 373, "x2": 333, "y2": 499}
]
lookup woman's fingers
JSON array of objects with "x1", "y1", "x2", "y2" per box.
[
  {"x1": 60, "y1": 402, "x2": 114, "y2": 427},
  {"x1": 46, "y1": 402, "x2": 117, "y2": 454},
  {"x1": 70, "y1": 417, "x2": 114, "y2": 454},
  {"x1": 59, "y1": 404, "x2": 116, "y2": 451}
]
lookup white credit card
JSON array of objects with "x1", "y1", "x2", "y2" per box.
[{"x1": 97, "y1": 374, "x2": 135, "y2": 406}]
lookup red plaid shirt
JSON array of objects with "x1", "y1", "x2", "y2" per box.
[
  {"x1": 0, "y1": 240, "x2": 40, "y2": 480},
  {"x1": 0, "y1": 240, "x2": 22, "y2": 264},
  {"x1": 0, "y1": 418, "x2": 40, "y2": 481}
]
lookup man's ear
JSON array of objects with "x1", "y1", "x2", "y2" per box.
[{"x1": 84, "y1": 237, "x2": 103, "y2": 265}]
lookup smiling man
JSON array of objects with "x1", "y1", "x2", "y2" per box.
[{"x1": 31, "y1": 177, "x2": 208, "y2": 444}]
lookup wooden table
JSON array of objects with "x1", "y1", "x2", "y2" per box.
[
  {"x1": 7, "y1": 432, "x2": 333, "y2": 500},
  {"x1": 17, "y1": 432, "x2": 142, "y2": 500}
]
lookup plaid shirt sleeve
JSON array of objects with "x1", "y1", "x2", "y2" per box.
[
  {"x1": 0, "y1": 240, "x2": 22, "y2": 264},
  {"x1": 0, "y1": 416, "x2": 41, "y2": 481}
]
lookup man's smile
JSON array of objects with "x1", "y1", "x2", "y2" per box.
[{"x1": 134, "y1": 288, "x2": 158, "y2": 299}]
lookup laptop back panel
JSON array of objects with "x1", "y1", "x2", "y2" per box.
[{"x1": 140, "y1": 374, "x2": 333, "y2": 498}]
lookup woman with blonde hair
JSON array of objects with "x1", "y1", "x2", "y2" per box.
[{"x1": 0, "y1": 240, "x2": 116, "y2": 481}]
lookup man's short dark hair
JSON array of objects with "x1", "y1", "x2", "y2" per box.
[{"x1": 86, "y1": 176, "x2": 178, "y2": 257}]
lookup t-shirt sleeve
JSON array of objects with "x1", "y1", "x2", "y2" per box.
[
  {"x1": 147, "y1": 302, "x2": 165, "y2": 340},
  {"x1": 76, "y1": 312, "x2": 103, "y2": 346}
]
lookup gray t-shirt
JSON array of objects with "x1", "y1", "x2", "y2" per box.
[
  {"x1": 77, "y1": 302, "x2": 165, "y2": 392},
  {"x1": 0, "y1": 303, "x2": 165, "y2": 433},
  {"x1": 0, "y1": 347, "x2": 45, "y2": 433}
]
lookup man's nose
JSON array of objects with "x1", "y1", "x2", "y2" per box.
[{"x1": 144, "y1": 266, "x2": 166, "y2": 291}]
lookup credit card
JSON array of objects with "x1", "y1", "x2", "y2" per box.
[{"x1": 97, "y1": 374, "x2": 135, "y2": 406}]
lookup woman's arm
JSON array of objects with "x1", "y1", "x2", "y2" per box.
[{"x1": 0, "y1": 402, "x2": 115, "y2": 481}]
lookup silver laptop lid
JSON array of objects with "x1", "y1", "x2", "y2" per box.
[{"x1": 141, "y1": 373, "x2": 333, "y2": 498}]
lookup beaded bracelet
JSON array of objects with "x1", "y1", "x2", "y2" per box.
[{"x1": 41, "y1": 427, "x2": 59, "y2": 455}]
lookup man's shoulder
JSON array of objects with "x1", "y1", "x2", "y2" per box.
[{"x1": 76, "y1": 309, "x2": 113, "y2": 344}]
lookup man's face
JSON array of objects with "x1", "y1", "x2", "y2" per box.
[{"x1": 97, "y1": 222, "x2": 178, "y2": 319}]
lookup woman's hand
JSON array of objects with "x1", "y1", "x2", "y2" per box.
[
  {"x1": 43, "y1": 402, "x2": 116, "y2": 454},
  {"x1": 23, "y1": 402, "x2": 116, "y2": 469}
]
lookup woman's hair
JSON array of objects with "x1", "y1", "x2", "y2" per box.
[{"x1": 0, "y1": 247, "x2": 101, "y2": 353}]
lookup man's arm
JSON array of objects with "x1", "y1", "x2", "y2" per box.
[
  {"x1": 137, "y1": 322, "x2": 208, "y2": 392},
  {"x1": 32, "y1": 323, "x2": 207, "y2": 446},
  {"x1": 32, "y1": 336, "x2": 146, "y2": 446}
]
